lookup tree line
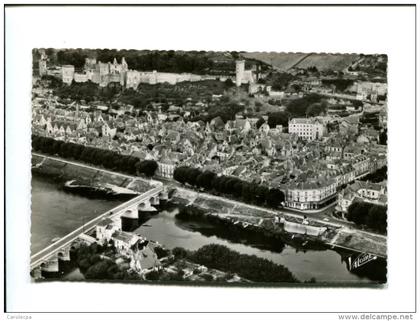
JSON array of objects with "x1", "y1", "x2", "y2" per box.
[
  {"x1": 49, "y1": 49, "x2": 237, "y2": 75},
  {"x1": 264, "y1": 94, "x2": 328, "y2": 129},
  {"x1": 176, "y1": 205, "x2": 286, "y2": 253},
  {"x1": 347, "y1": 201, "x2": 387, "y2": 234},
  {"x1": 173, "y1": 166, "x2": 285, "y2": 208},
  {"x1": 286, "y1": 93, "x2": 325, "y2": 117},
  {"x1": 32, "y1": 135, "x2": 158, "y2": 177},
  {"x1": 359, "y1": 166, "x2": 387, "y2": 183},
  {"x1": 321, "y1": 78, "x2": 355, "y2": 92}
]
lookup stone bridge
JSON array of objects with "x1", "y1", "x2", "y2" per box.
[{"x1": 30, "y1": 183, "x2": 166, "y2": 274}]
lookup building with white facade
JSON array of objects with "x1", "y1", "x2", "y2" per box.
[
  {"x1": 283, "y1": 178, "x2": 337, "y2": 211},
  {"x1": 235, "y1": 60, "x2": 255, "y2": 87},
  {"x1": 62, "y1": 65, "x2": 75, "y2": 85},
  {"x1": 126, "y1": 70, "x2": 142, "y2": 89},
  {"x1": 356, "y1": 81, "x2": 388, "y2": 101},
  {"x1": 336, "y1": 180, "x2": 387, "y2": 213},
  {"x1": 96, "y1": 218, "x2": 119, "y2": 245},
  {"x1": 235, "y1": 60, "x2": 245, "y2": 87},
  {"x1": 112, "y1": 230, "x2": 140, "y2": 255},
  {"x1": 288, "y1": 118, "x2": 326, "y2": 141},
  {"x1": 351, "y1": 154, "x2": 370, "y2": 178}
]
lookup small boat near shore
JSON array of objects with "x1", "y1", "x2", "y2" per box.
[{"x1": 63, "y1": 180, "x2": 139, "y2": 200}]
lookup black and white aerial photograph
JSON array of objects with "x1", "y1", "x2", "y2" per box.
[
  {"x1": 5, "y1": 2, "x2": 419, "y2": 319},
  {"x1": 30, "y1": 48, "x2": 388, "y2": 285}
]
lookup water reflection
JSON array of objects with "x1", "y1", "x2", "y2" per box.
[{"x1": 134, "y1": 209, "x2": 382, "y2": 283}]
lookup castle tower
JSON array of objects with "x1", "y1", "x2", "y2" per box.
[
  {"x1": 38, "y1": 50, "x2": 48, "y2": 77},
  {"x1": 120, "y1": 57, "x2": 128, "y2": 86},
  {"x1": 235, "y1": 60, "x2": 245, "y2": 87}
]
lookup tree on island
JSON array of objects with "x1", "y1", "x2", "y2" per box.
[
  {"x1": 172, "y1": 247, "x2": 188, "y2": 259},
  {"x1": 188, "y1": 244, "x2": 298, "y2": 283}
]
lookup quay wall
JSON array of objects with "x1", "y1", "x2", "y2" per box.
[{"x1": 283, "y1": 221, "x2": 327, "y2": 237}]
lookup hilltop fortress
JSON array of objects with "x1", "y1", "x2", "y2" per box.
[{"x1": 38, "y1": 52, "x2": 257, "y2": 89}]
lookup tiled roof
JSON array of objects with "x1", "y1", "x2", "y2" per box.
[
  {"x1": 112, "y1": 231, "x2": 137, "y2": 244},
  {"x1": 97, "y1": 218, "x2": 114, "y2": 227}
]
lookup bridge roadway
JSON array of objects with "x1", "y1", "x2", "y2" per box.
[{"x1": 30, "y1": 185, "x2": 163, "y2": 270}]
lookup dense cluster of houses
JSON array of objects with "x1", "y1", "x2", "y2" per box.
[
  {"x1": 33, "y1": 52, "x2": 388, "y2": 213},
  {"x1": 32, "y1": 89, "x2": 387, "y2": 212}
]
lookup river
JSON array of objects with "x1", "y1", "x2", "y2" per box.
[
  {"x1": 31, "y1": 175, "x2": 384, "y2": 283},
  {"x1": 31, "y1": 175, "x2": 122, "y2": 254}
]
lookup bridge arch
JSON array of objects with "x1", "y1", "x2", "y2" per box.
[
  {"x1": 123, "y1": 209, "x2": 137, "y2": 219},
  {"x1": 137, "y1": 202, "x2": 147, "y2": 210},
  {"x1": 149, "y1": 196, "x2": 160, "y2": 206}
]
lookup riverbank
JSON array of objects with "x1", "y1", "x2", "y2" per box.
[
  {"x1": 171, "y1": 188, "x2": 387, "y2": 258},
  {"x1": 32, "y1": 153, "x2": 152, "y2": 194},
  {"x1": 175, "y1": 205, "x2": 327, "y2": 252}
]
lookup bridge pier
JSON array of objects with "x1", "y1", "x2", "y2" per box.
[
  {"x1": 121, "y1": 208, "x2": 140, "y2": 232},
  {"x1": 57, "y1": 246, "x2": 71, "y2": 261},
  {"x1": 39, "y1": 258, "x2": 61, "y2": 278},
  {"x1": 137, "y1": 201, "x2": 158, "y2": 225},
  {"x1": 158, "y1": 187, "x2": 169, "y2": 206},
  {"x1": 31, "y1": 267, "x2": 43, "y2": 280},
  {"x1": 149, "y1": 196, "x2": 160, "y2": 207},
  {"x1": 119, "y1": 187, "x2": 173, "y2": 230}
]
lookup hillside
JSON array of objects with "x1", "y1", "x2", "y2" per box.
[
  {"x1": 241, "y1": 52, "x2": 308, "y2": 71},
  {"x1": 241, "y1": 52, "x2": 361, "y2": 72},
  {"x1": 294, "y1": 53, "x2": 360, "y2": 71}
]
